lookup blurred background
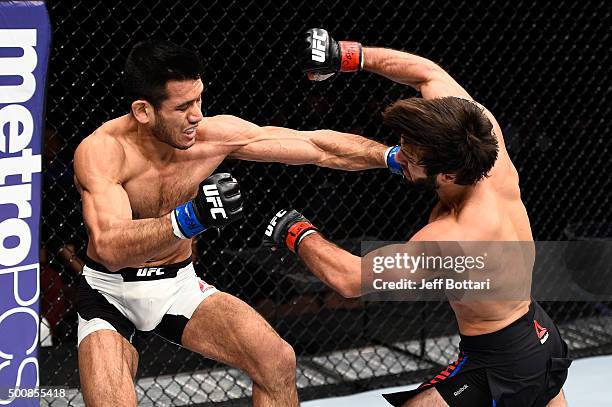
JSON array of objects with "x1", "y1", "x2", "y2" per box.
[{"x1": 40, "y1": 0, "x2": 611, "y2": 405}]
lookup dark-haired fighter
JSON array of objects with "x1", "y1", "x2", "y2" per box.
[
  {"x1": 74, "y1": 40, "x2": 396, "y2": 407},
  {"x1": 264, "y1": 29, "x2": 571, "y2": 406}
]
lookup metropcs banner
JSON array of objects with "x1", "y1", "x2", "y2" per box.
[{"x1": 0, "y1": 1, "x2": 50, "y2": 406}]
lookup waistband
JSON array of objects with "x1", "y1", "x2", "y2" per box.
[
  {"x1": 459, "y1": 301, "x2": 537, "y2": 350},
  {"x1": 84, "y1": 255, "x2": 193, "y2": 282}
]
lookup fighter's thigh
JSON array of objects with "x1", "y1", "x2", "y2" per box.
[
  {"x1": 79, "y1": 330, "x2": 139, "y2": 407},
  {"x1": 546, "y1": 389, "x2": 568, "y2": 407},
  {"x1": 181, "y1": 292, "x2": 287, "y2": 371},
  {"x1": 402, "y1": 388, "x2": 449, "y2": 407}
]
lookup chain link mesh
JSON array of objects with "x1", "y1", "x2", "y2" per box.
[{"x1": 40, "y1": 0, "x2": 611, "y2": 405}]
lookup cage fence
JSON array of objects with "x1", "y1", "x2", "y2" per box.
[{"x1": 39, "y1": 0, "x2": 611, "y2": 405}]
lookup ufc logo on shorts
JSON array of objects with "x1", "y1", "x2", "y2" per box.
[
  {"x1": 311, "y1": 31, "x2": 327, "y2": 62},
  {"x1": 136, "y1": 267, "x2": 164, "y2": 277},
  {"x1": 203, "y1": 184, "x2": 227, "y2": 219},
  {"x1": 265, "y1": 209, "x2": 287, "y2": 236}
]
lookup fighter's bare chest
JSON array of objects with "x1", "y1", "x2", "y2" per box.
[{"x1": 122, "y1": 162, "x2": 211, "y2": 219}]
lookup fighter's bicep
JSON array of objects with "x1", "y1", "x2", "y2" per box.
[
  {"x1": 74, "y1": 136, "x2": 132, "y2": 233},
  {"x1": 80, "y1": 180, "x2": 133, "y2": 236},
  {"x1": 419, "y1": 70, "x2": 473, "y2": 100}
]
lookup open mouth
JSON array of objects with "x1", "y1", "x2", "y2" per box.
[
  {"x1": 183, "y1": 126, "x2": 197, "y2": 139},
  {"x1": 184, "y1": 126, "x2": 197, "y2": 134}
]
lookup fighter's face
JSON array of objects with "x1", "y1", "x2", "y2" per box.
[
  {"x1": 152, "y1": 79, "x2": 204, "y2": 150},
  {"x1": 396, "y1": 143, "x2": 439, "y2": 191}
]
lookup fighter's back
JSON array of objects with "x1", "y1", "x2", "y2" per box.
[{"x1": 417, "y1": 106, "x2": 535, "y2": 335}]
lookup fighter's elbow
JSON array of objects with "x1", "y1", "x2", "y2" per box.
[
  {"x1": 331, "y1": 270, "x2": 362, "y2": 299},
  {"x1": 90, "y1": 233, "x2": 124, "y2": 272},
  {"x1": 337, "y1": 284, "x2": 361, "y2": 299}
]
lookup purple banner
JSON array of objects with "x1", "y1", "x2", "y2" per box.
[{"x1": 0, "y1": 1, "x2": 50, "y2": 406}]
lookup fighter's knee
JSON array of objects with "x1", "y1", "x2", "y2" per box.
[
  {"x1": 255, "y1": 338, "x2": 296, "y2": 389},
  {"x1": 276, "y1": 339, "x2": 297, "y2": 373},
  {"x1": 269, "y1": 339, "x2": 296, "y2": 378}
]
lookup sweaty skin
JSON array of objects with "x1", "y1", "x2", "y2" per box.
[
  {"x1": 73, "y1": 78, "x2": 387, "y2": 271},
  {"x1": 297, "y1": 47, "x2": 533, "y2": 337}
]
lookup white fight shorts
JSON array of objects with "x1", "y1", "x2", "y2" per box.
[{"x1": 77, "y1": 256, "x2": 218, "y2": 346}]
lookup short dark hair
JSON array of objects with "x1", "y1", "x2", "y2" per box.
[
  {"x1": 123, "y1": 40, "x2": 204, "y2": 109},
  {"x1": 382, "y1": 97, "x2": 498, "y2": 185}
]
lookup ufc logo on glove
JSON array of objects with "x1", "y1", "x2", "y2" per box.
[
  {"x1": 203, "y1": 185, "x2": 227, "y2": 219},
  {"x1": 265, "y1": 209, "x2": 288, "y2": 237},
  {"x1": 311, "y1": 31, "x2": 327, "y2": 62}
]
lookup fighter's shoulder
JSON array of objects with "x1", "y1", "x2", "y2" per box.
[
  {"x1": 412, "y1": 212, "x2": 498, "y2": 242},
  {"x1": 75, "y1": 128, "x2": 126, "y2": 161},
  {"x1": 74, "y1": 128, "x2": 126, "y2": 180},
  {"x1": 466, "y1": 100, "x2": 506, "y2": 149},
  {"x1": 410, "y1": 218, "x2": 463, "y2": 242},
  {"x1": 465, "y1": 99, "x2": 521, "y2": 187}
]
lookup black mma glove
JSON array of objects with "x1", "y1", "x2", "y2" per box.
[
  {"x1": 302, "y1": 28, "x2": 363, "y2": 81},
  {"x1": 172, "y1": 173, "x2": 243, "y2": 239},
  {"x1": 264, "y1": 209, "x2": 319, "y2": 253}
]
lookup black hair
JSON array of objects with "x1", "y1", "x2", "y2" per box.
[
  {"x1": 383, "y1": 97, "x2": 499, "y2": 185},
  {"x1": 123, "y1": 40, "x2": 204, "y2": 109}
]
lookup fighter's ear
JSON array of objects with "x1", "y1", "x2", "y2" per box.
[
  {"x1": 131, "y1": 100, "x2": 153, "y2": 124},
  {"x1": 439, "y1": 173, "x2": 456, "y2": 184}
]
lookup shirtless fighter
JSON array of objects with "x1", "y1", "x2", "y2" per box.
[
  {"x1": 263, "y1": 29, "x2": 572, "y2": 406},
  {"x1": 73, "y1": 40, "x2": 395, "y2": 406}
]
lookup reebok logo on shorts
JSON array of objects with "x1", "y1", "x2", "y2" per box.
[
  {"x1": 534, "y1": 319, "x2": 549, "y2": 344},
  {"x1": 453, "y1": 384, "x2": 468, "y2": 397},
  {"x1": 198, "y1": 279, "x2": 214, "y2": 293}
]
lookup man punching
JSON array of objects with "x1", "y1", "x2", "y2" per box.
[
  {"x1": 74, "y1": 40, "x2": 398, "y2": 406},
  {"x1": 264, "y1": 29, "x2": 571, "y2": 407}
]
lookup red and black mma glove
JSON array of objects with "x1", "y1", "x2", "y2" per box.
[
  {"x1": 263, "y1": 209, "x2": 319, "y2": 254},
  {"x1": 302, "y1": 28, "x2": 363, "y2": 81}
]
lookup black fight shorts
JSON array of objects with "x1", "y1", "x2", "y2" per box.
[{"x1": 383, "y1": 301, "x2": 572, "y2": 407}]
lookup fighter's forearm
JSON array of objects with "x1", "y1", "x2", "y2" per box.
[
  {"x1": 91, "y1": 214, "x2": 177, "y2": 271},
  {"x1": 297, "y1": 233, "x2": 362, "y2": 298},
  {"x1": 302, "y1": 129, "x2": 387, "y2": 170},
  {"x1": 362, "y1": 47, "x2": 443, "y2": 91},
  {"x1": 226, "y1": 124, "x2": 387, "y2": 170}
]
